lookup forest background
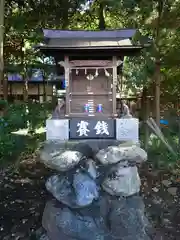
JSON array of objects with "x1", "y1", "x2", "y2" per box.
[{"x1": 0, "y1": 0, "x2": 180, "y2": 168}]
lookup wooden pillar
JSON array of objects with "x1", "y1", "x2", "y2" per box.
[
  {"x1": 64, "y1": 56, "x2": 70, "y2": 116},
  {"x1": 112, "y1": 56, "x2": 117, "y2": 117}
]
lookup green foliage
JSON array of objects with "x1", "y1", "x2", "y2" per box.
[
  {"x1": 0, "y1": 134, "x2": 26, "y2": 164},
  {"x1": 145, "y1": 113, "x2": 180, "y2": 170},
  {"x1": 2, "y1": 101, "x2": 52, "y2": 133},
  {"x1": 148, "y1": 134, "x2": 179, "y2": 170},
  {"x1": 1, "y1": 0, "x2": 180, "y2": 169},
  {"x1": 0, "y1": 99, "x2": 8, "y2": 110},
  {"x1": 3, "y1": 103, "x2": 27, "y2": 130},
  {"x1": 2, "y1": 0, "x2": 180, "y2": 96},
  {"x1": 27, "y1": 102, "x2": 52, "y2": 132},
  {"x1": 0, "y1": 102, "x2": 51, "y2": 164}
]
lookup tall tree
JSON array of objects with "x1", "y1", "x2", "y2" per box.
[
  {"x1": 3, "y1": 0, "x2": 87, "y2": 100},
  {"x1": 0, "y1": 0, "x2": 5, "y2": 99},
  {"x1": 98, "y1": 0, "x2": 106, "y2": 30}
]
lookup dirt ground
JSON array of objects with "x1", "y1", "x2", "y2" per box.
[{"x1": 0, "y1": 158, "x2": 180, "y2": 240}]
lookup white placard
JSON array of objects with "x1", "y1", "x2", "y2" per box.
[
  {"x1": 46, "y1": 119, "x2": 69, "y2": 140},
  {"x1": 116, "y1": 118, "x2": 139, "y2": 143}
]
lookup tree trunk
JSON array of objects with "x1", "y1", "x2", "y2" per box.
[
  {"x1": 43, "y1": 69, "x2": 46, "y2": 102},
  {"x1": 98, "y1": 1, "x2": 106, "y2": 30},
  {"x1": 21, "y1": 40, "x2": 28, "y2": 102},
  {"x1": 142, "y1": 87, "x2": 149, "y2": 149},
  {"x1": 154, "y1": 60, "x2": 161, "y2": 125},
  {"x1": 0, "y1": 0, "x2": 5, "y2": 99},
  {"x1": 154, "y1": 0, "x2": 163, "y2": 126}
]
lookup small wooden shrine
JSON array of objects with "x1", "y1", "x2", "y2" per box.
[{"x1": 38, "y1": 29, "x2": 143, "y2": 118}]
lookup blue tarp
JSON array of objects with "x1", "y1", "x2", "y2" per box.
[
  {"x1": 62, "y1": 79, "x2": 66, "y2": 89},
  {"x1": 160, "y1": 119, "x2": 169, "y2": 125}
]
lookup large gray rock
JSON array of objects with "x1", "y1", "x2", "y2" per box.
[
  {"x1": 108, "y1": 195, "x2": 152, "y2": 240},
  {"x1": 42, "y1": 200, "x2": 72, "y2": 240},
  {"x1": 96, "y1": 144, "x2": 147, "y2": 165},
  {"x1": 46, "y1": 172, "x2": 99, "y2": 208},
  {"x1": 52, "y1": 151, "x2": 83, "y2": 171},
  {"x1": 46, "y1": 175, "x2": 78, "y2": 208},
  {"x1": 102, "y1": 166, "x2": 141, "y2": 197},
  {"x1": 73, "y1": 171, "x2": 99, "y2": 207},
  {"x1": 40, "y1": 140, "x2": 122, "y2": 159},
  {"x1": 42, "y1": 196, "x2": 152, "y2": 240},
  {"x1": 42, "y1": 200, "x2": 108, "y2": 240},
  {"x1": 39, "y1": 140, "x2": 123, "y2": 171},
  {"x1": 40, "y1": 142, "x2": 83, "y2": 171}
]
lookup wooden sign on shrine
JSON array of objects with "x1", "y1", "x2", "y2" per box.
[{"x1": 38, "y1": 29, "x2": 143, "y2": 141}]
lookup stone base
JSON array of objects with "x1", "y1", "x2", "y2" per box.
[
  {"x1": 39, "y1": 132, "x2": 151, "y2": 240},
  {"x1": 42, "y1": 196, "x2": 153, "y2": 240}
]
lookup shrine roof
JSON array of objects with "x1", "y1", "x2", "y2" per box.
[
  {"x1": 36, "y1": 29, "x2": 148, "y2": 56},
  {"x1": 39, "y1": 41, "x2": 142, "y2": 49},
  {"x1": 42, "y1": 29, "x2": 137, "y2": 39}
]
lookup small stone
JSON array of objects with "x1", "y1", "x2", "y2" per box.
[
  {"x1": 14, "y1": 232, "x2": 26, "y2": 240},
  {"x1": 22, "y1": 219, "x2": 28, "y2": 224},
  {"x1": 29, "y1": 207, "x2": 35, "y2": 211},
  {"x1": 14, "y1": 178, "x2": 32, "y2": 184},
  {"x1": 162, "y1": 179, "x2": 171, "y2": 187},
  {"x1": 152, "y1": 196, "x2": 163, "y2": 204},
  {"x1": 15, "y1": 199, "x2": 24, "y2": 204},
  {"x1": 4, "y1": 184, "x2": 15, "y2": 189},
  {"x1": 162, "y1": 218, "x2": 171, "y2": 226},
  {"x1": 152, "y1": 187, "x2": 159, "y2": 192},
  {"x1": 167, "y1": 187, "x2": 177, "y2": 196}
]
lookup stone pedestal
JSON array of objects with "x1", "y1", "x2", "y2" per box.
[
  {"x1": 46, "y1": 118, "x2": 139, "y2": 143},
  {"x1": 39, "y1": 140, "x2": 153, "y2": 240},
  {"x1": 116, "y1": 118, "x2": 139, "y2": 143},
  {"x1": 46, "y1": 119, "x2": 69, "y2": 141}
]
